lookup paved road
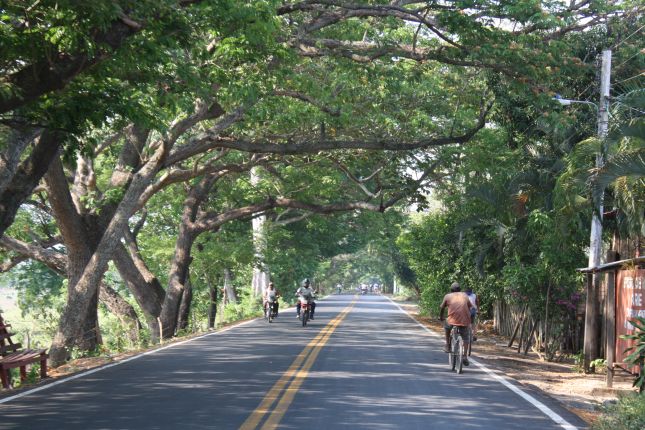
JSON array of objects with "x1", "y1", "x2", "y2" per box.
[{"x1": 0, "y1": 295, "x2": 587, "y2": 429}]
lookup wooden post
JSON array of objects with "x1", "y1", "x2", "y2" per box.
[
  {"x1": 584, "y1": 272, "x2": 598, "y2": 373},
  {"x1": 508, "y1": 304, "x2": 528, "y2": 348},
  {"x1": 517, "y1": 315, "x2": 527, "y2": 353},
  {"x1": 605, "y1": 266, "x2": 617, "y2": 387},
  {"x1": 524, "y1": 319, "x2": 539, "y2": 355}
]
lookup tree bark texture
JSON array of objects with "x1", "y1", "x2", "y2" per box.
[
  {"x1": 112, "y1": 244, "x2": 165, "y2": 338},
  {"x1": 250, "y1": 167, "x2": 270, "y2": 296},
  {"x1": 159, "y1": 223, "x2": 196, "y2": 338},
  {"x1": 176, "y1": 275, "x2": 193, "y2": 332},
  {"x1": 98, "y1": 283, "x2": 141, "y2": 345},
  {"x1": 45, "y1": 156, "x2": 102, "y2": 355},
  {"x1": 207, "y1": 276, "x2": 218, "y2": 329},
  {"x1": 0, "y1": 130, "x2": 62, "y2": 238},
  {"x1": 0, "y1": 127, "x2": 41, "y2": 193},
  {"x1": 224, "y1": 268, "x2": 237, "y2": 304}
]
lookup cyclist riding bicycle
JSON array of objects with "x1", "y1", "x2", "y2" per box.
[
  {"x1": 296, "y1": 278, "x2": 316, "y2": 320},
  {"x1": 465, "y1": 287, "x2": 479, "y2": 341},
  {"x1": 439, "y1": 282, "x2": 473, "y2": 366},
  {"x1": 263, "y1": 282, "x2": 280, "y2": 317}
]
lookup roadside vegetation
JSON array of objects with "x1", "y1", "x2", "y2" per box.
[{"x1": 593, "y1": 393, "x2": 645, "y2": 430}]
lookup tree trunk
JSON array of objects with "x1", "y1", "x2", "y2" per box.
[
  {"x1": 49, "y1": 143, "x2": 167, "y2": 366},
  {"x1": 224, "y1": 268, "x2": 237, "y2": 304},
  {"x1": 176, "y1": 275, "x2": 194, "y2": 332},
  {"x1": 45, "y1": 156, "x2": 102, "y2": 358},
  {"x1": 158, "y1": 223, "x2": 196, "y2": 339},
  {"x1": 544, "y1": 282, "x2": 551, "y2": 360},
  {"x1": 207, "y1": 276, "x2": 218, "y2": 329},
  {"x1": 112, "y1": 245, "x2": 165, "y2": 339},
  {"x1": 98, "y1": 283, "x2": 141, "y2": 345},
  {"x1": 250, "y1": 167, "x2": 270, "y2": 296}
]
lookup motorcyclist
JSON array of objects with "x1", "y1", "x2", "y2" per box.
[
  {"x1": 296, "y1": 278, "x2": 316, "y2": 320},
  {"x1": 263, "y1": 282, "x2": 280, "y2": 318}
]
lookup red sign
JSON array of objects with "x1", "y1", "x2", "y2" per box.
[{"x1": 616, "y1": 269, "x2": 645, "y2": 373}]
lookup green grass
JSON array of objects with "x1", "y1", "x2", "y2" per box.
[{"x1": 593, "y1": 393, "x2": 645, "y2": 430}]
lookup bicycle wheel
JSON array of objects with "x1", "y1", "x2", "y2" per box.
[
  {"x1": 449, "y1": 337, "x2": 456, "y2": 371},
  {"x1": 454, "y1": 335, "x2": 463, "y2": 374}
]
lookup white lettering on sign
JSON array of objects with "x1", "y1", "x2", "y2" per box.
[
  {"x1": 624, "y1": 277, "x2": 634, "y2": 289},
  {"x1": 634, "y1": 293, "x2": 643, "y2": 307},
  {"x1": 625, "y1": 319, "x2": 634, "y2": 330},
  {"x1": 627, "y1": 309, "x2": 645, "y2": 317}
]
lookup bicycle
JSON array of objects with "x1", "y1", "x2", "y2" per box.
[
  {"x1": 264, "y1": 300, "x2": 277, "y2": 323},
  {"x1": 447, "y1": 324, "x2": 468, "y2": 374}
]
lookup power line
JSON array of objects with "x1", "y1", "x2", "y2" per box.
[
  {"x1": 614, "y1": 72, "x2": 644, "y2": 86},
  {"x1": 613, "y1": 50, "x2": 644, "y2": 71},
  {"x1": 611, "y1": 23, "x2": 645, "y2": 50}
]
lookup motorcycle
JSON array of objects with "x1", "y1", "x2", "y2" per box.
[{"x1": 299, "y1": 296, "x2": 310, "y2": 327}]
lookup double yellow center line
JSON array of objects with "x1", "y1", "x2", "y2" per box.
[{"x1": 240, "y1": 297, "x2": 358, "y2": 430}]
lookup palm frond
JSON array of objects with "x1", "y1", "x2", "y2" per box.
[{"x1": 590, "y1": 149, "x2": 645, "y2": 201}]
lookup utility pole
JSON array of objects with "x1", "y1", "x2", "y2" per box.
[{"x1": 583, "y1": 49, "x2": 611, "y2": 373}]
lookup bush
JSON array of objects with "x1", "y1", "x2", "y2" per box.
[
  {"x1": 621, "y1": 317, "x2": 645, "y2": 392},
  {"x1": 593, "y1": 394, "x2": 645, "y2": 430}
]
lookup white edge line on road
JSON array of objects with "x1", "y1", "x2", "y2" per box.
[
  {"x1": 385, "y1": 296, "x2": 578, "y2": 430},
  {"x1": 0, "y1": 317, "x2": 261, "y2": 405}
]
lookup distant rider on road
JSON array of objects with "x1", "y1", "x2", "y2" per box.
[{"x1": 263, "y1": 282, "x2": 280, "y2": 317}]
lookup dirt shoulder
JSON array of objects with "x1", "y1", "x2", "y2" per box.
[{"x1": 393, "y1": 299, "x2": 637, "y2": 425}]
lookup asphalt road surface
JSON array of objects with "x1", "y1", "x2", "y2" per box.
[{"x1": 0, "y1": 295, "x2": 587, "y2": 429}]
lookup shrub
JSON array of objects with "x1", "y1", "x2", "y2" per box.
[
  {"x1": 593, "y1": 393, "x2": 645, "y2": 430},
  {"x1": 621, "y1": 317, "x2": 645, "y2": 392}
]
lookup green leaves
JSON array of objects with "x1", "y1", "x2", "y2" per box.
[{"x1": 621, "y1": 316, "x2": 645, "y2": 392}]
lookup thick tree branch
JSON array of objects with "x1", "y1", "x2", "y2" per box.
[
  {"x1": 0, "y1": 254, "x2": 28, "y2": 272},
  {"x1": 0, "y1": 130, "x2": 63, "y2": 238},
  {"x1": 190, "y1": 100, "x2": 492, "y2": 154},
  {"x1": 0, "y1": 235, "x2": 67, "y2": 274},
  {"x1": 329, "y1": 158, "x2": 384, "y2": 198},
  {"x1": 273, "y1": 90, "x2": 341, "y2": 117},
  {"x1": 165, "y1": 104, "x2": 252, "y2": 166}
]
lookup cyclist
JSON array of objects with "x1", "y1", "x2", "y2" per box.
[
  {"x1": 439, "y1": 282, "x2": 473, "y2": 366},
  {"x1": 263, "y1": 282, "x2": 280, "y2": 318},
  {"x1": 296, "y1": 278, "x2": 316, "y2": 320},
  {"x1": 465, "y1": 287, "x2": 479, "y2": 341}
]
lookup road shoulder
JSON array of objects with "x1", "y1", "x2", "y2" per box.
[{"x1": 388, "y1": 296, "x2": 637, "y2": 427}]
